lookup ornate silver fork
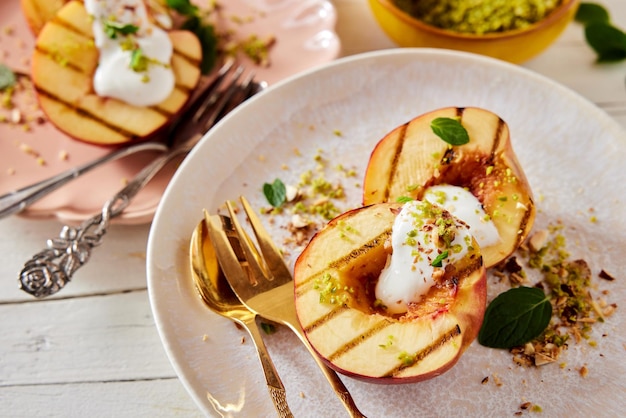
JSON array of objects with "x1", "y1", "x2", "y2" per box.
[
  {"x1": 205, "y1": 196, "x2": 367, "y2": 418},
  {"x1": 18, "y1": 65, "x2": 266, "y2": 298}
]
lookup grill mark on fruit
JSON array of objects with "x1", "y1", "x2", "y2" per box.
[
  {"x1": 491, "y1": 118, "x2": 505, "y2": 158},
  {"x1": 326, "y1": 319, "x2": 392, "y2": 361},
  {"x1": 36, "y1": 42, "x2": 193, "y2": 96},
  {"x1": 37, "y1": 90, "x2": 138, "y2": 139},
  {"x1": 384, "y1": 324, "x2": 462, "y2": 377},
  {"x1": 384, "y1": 123, "x2": 408, "y2": 202},
  {"x1": 327, "y1": 230, "x2": 392, "y2": 270},
  {"x1": 36, "y1": 45, "x2": 88, "y2": 74},
  {"x1": 50, "y1": 17, "x2": 92, "y2": 39},
  {"x1": 294, "y1": 229, "x2": 391, "y2": 293},
  {"x1": 515, "y1": 199, "x2": 534, "y2": 248},
  {"x1": 302, "y1": 305, "x2": 349, "y2": 333},
  {"x1": 173, "y1": 48, "x2": 201, "y2": 67}
]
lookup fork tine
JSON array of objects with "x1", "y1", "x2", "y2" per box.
[
  {"x1": 203, "y1": 211, "x2": 252, "y2": 290},
  {"x1": 225, "y1": 201, "x2": 268, "y2": 283},
  {"x1": 190, "y1": 60, "x2": 235, "y2": 124},
  {"x1": 239, "y1": 196, "x2": 292, "y2": 282},
  {"x1": 198, "y1": 66, "x2": 245, "y2": 131}
]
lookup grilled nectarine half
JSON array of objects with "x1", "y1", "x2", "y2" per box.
[
  {"x1": 293, "y1": 201, "x2": 486, "y2": 383},
  {"x1": 31, "y1": 1, "x2": 202, "y2": 145},
  {"x1": 363, "y1": 107, "x2": 535, "y2": 268}
]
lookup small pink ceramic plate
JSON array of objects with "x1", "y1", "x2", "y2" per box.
[{"x1": 0, "y1": 0, "x2": 340, "y2": 225}]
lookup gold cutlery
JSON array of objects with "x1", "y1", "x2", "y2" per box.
[
  {"x1": 204, "y1": 197, "x2": 367, "y2": 418},
  {"x1": 189, "y1": 217, "x2": 294, "y2": 418}
]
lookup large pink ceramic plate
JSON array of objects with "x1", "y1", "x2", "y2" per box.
[
  {"x1": 0, "y1": 0, "x2": 339, "y2": 224},
  {"x1": 148, "y1": 49, "x2": 626, "y2": 416}
]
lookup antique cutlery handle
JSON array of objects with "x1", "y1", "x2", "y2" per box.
[
  {"x1": 18, "y1": 147, "x2": 186, "y2": 298},
  {"x1": 0, "y1": 141, "x2": 167, "y2": 219},
  {"x1": 243, "y1": 318, "x2": 294, "y2": 418}
]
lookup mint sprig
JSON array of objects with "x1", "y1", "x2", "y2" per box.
[
  {"x1": 263, "y1": 178, "x2": 287, "y2": 208},
  {"x1": 478, "y1": 286, "x2": 552, "y2": 349},
  {"x1": 430, "y1": 117, "x2": 469, "y2": 146},
  {"x1": 575, "y1": 2, "x2": 626, "y2": 62},
  {"x1": 103, "y1": 20, "x2": 139, "y2": 39},
  {"x1": 575, "y1": 2, "x2": 610, "y2": 25},
  {"x1": 0, "y1": 64, "x2": 16, "y2": 90},
  {"x1": 166, "y1": 0, "x2": 217, "y2": 74}
]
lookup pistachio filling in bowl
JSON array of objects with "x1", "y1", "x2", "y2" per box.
[
  {"x1": 369, "y1": 0, "x2": 580, "y2": 63},
  {"x1": 394, "y1": 0, "x2": 564, "y2": 34}
]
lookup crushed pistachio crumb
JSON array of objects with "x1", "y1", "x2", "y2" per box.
[{"x1": 496, "y1": 223, "x2": 617, "y2": 369}]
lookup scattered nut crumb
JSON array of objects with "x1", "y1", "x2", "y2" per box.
[
  {"x1": 599, "y1": 269, "x2": 615, "y2": 281},
  {"x1": 528, "y1": 229, "x2": 548, "y2": 252},
  {"x1": 58, "y1": 150, "x2": 69, "y2": 161},
  {"x1": 11, "y1": 108, "x2": 21, "y2": 124}
]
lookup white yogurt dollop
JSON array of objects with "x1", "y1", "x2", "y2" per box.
[
  {"x1": 85, "y1": 0, "x2": 175, "y2": 107},
  {"x1": 375, "y1": 200, "x2": 474, "y2": 314},
  {"x1": 424, "y1": 185, "x2": 500, "y2": 248}
]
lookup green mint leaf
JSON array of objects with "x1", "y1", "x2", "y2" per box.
[
  {"x1": 584, "y1": 22, "x2": 626, "y2": 62},
  {"x1": 0, "y1": 64, "x2": 16, "y2": 90},
  {"x1": 575, "y1": 3, "x2": 610, "y2": 25},
  {"x1": 478, "y1": 286, "x2": 552, "y2": 349},
  {"x1": 103, "y1": 20, "x2": 139, "y2": 39},
  {"x1": 260, "y1": 322, "x2": 277, "y2": 335},
  {"x1": 396, "y1": 196, "x2": 413, "y2": 203},
  {"x1": 166, "y1": 0, "x2": 198, "y2": 16},
  {"x1": 430, "y1": 117, "x2": 469, "y2": 145},
  {"x1": 263, "y1": 178, "x2": 287, "y2": 208},
  {"x1": 181, "y1": 16, "x2": 218, "y2": 74},
  {"x1": 431, "y1": 250, "x2": 448, "y2": 267}
]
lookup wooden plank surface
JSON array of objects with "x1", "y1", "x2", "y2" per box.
[{"x1": 1, "y1": 0, "x2": 625, "y2": 416}]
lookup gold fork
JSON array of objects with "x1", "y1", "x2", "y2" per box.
[
  {"x1": 204, "y1": 196, "x2": 367, "y2": 418},
  {"x1": 190, "y1": 217, "x2": 294, "y2": 418}
]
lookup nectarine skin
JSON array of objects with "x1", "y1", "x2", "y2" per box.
[
  {"x1": 363, "y1": 107, "x2": 535, "y2": 268},
  {"x1": 294, "y1": 203, "x2": 487, "y2": 384}
]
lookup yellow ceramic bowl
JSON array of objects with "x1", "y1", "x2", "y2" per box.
[{"x1": 368, "y1": 0, "x2": 580, "y2": 63}]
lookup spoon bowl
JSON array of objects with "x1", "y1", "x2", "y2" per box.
[
  {"x1": 189, "y1": 214, "x2": 294, "y2": 417},
  {"x1": 190, "y1": 216, "x2": 254, "y2": 322}
]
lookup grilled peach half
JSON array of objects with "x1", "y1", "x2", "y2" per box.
[
  {"x1": 31, "y1": 1, "x2": 201, "y2": 145},
  {"x1": 363, "y1": 107, "x2": 535, "y2": 268},
  {"x1": 293, "y1": 202, "x2": 486, "y2": 383}
]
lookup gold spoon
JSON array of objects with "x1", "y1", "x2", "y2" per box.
[{"x1": 189, "y1": 216, "x2": 294, "y2": 418}]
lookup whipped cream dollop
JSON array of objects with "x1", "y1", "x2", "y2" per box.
[
  {"x1": 423, "y1": 184, "x2": 500, "y2": 249},
  {"x1": 375, "y1": 199, "x2": 474, "y2": 314},
  {"x1": 85, "y1": 0, "x2": 175, "y2": 106}
]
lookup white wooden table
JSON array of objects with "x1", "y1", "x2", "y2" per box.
[{"x1": 2, "y1": 1, "x2": 625, "y2": 416}]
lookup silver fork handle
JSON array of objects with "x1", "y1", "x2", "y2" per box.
[
  {"x1": 0, "y1": 141, "x2": 168, "y2": 219},
  {"x1": 18, "y1": 142, "x2": 194, "y2": 298}
]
